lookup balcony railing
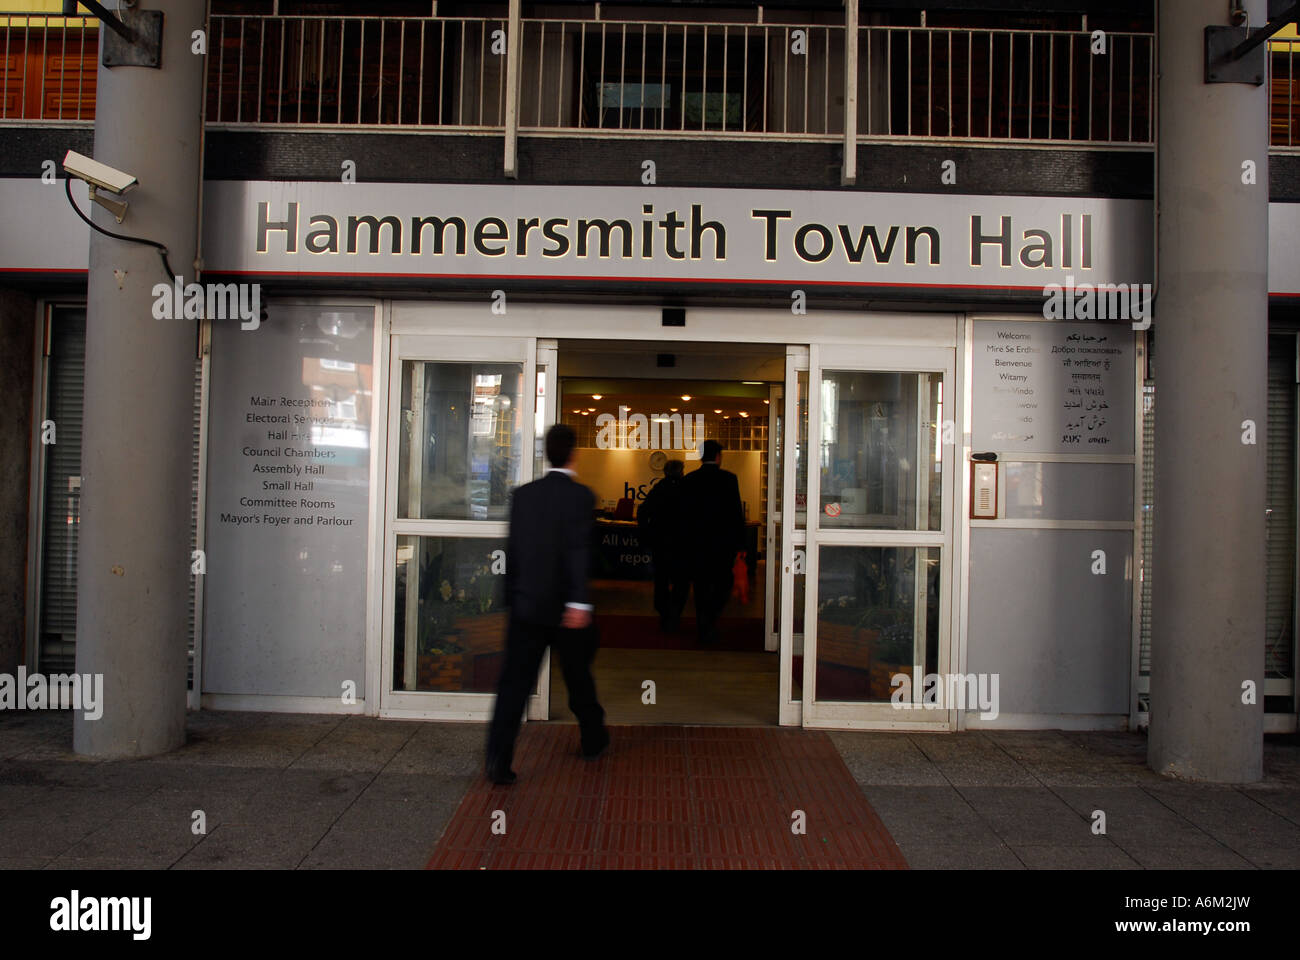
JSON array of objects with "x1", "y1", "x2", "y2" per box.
[
  {"x1": 1, "y1": 13, "x2": 1297, "y2": 147},
  {"x1": 0, "y1": 14, "x2": 97, "y2": 121}
]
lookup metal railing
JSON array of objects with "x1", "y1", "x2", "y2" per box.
[
  {"x1": 204, "y1": 16, "x2": 1154, "y2": 144},
  {"x1": 3, "y1": 12, "x2": 1297, "y2": 148},
  {"x1": 209, "y1": 15, "x2": 507, "y2": 127},
  {"x1": 856, "y1": 25, "x2": 1153, "y2": 143},
  {"x1": 0, "y1": 14, "x2": 97, "y2": 121},
  {"x1": 511, "y1": 18, "x2": 846, "y2": 136},
  {"x1": 1275, "y1": 46, "x2": 1298, "y2": 147}
]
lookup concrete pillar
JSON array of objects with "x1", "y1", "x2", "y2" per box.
[
  {"x1": 1149, "y1": 0, "x2": 1268, "y2": 781},
  {"x1": 74, "y1": 1, "x2": 206, "y2": 757}
]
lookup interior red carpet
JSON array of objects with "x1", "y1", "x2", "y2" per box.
[{"x1": 426, "y1": 724, "x2": 909, "y2": 869}]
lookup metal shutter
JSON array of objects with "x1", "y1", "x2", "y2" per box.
[
  {"x1": 189, "y1": 355, "x2": 200, "y2": 689},
  {"x1": 1139, "y1": 381, "x2": 1154, "y2": 684},
  {"x1": 37, "y1": 309, "x2": 86, "y2": 673},
  {"x1": 1266, "y1": 337, "x2": 1295, "y2": 685},
  {"x1": 38, "y1": 310, "x2": 203, "y2": 686}
]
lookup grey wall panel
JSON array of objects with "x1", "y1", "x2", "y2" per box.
[
  {"x1": 968, "y1": 528, "x2": 1132, "y2": 715},
  {"x1": 202, "y1": 304, "x2": 374, "y2": 698},
  {"x1": 1002, "y1": 461, "x2": 1134, "y2": 521}
]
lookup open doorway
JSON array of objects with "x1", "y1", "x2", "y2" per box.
[{"x1": 548, "y1": 340, "x2": 786, "y2": 724}]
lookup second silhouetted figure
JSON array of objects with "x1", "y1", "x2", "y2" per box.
[{"x1": 682, "y1": 439, "x2": 746, "y2": 645}]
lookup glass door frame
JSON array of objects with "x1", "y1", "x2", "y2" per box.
[
  {"x1": 801, "y1": 343, "x2": 957, "y2": 730},
  {"x1": 778, "y1": 346, "x2": 808, "y2": 726},
  {"x1": 379, "y1": 333, "x2": 541, "y2": 720}
]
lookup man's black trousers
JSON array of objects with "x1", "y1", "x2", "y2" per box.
[
  {"x1": 486, "y1": 617, "x2": 606, "y2": 773},
  {"x1": 652, "y1": 551, "x2": 691, "y2": 626},
  {"x1": 692, "y1": 556, "x2": 734, "y2": 641}
]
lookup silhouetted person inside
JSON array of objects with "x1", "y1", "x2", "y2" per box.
[
  {"x1": 637, "y1": 458, "x2": 690, "y2": 631},
  {"x1": 485, "y1": 424, "x2": 608, "y2": 785},
  {"x1": 682, "y1": 439, "x2": 745, "y2": 645}
]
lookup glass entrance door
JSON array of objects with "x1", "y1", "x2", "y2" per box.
[
  {"x1": 801, "y1": 345, "x2": 955, "y2": 728},
  {"x1": 380, "y1": 334, "x2": 545, "y2": 719}
]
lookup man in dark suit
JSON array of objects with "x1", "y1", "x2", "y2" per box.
[
  {"x1": 485, "y1": 424, "x2": 608, "y2": 785},
  {"x1": 637, "y1": 458, "x2": 691, "y2": 631},
  {"x1": 682, "y1": 439, "x2": 746, "y2": 645}
]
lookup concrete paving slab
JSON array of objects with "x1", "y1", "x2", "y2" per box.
[
  {"x1": 1050, "y1": 785, "x2": 1217, "y2": 845},
  {"x1": 955, "y1": 786, "x2": 1096, "y2": 846},
  {"x1": 117, "y1": 786, "x2": 262, "y2": 831},
  {"x1": 360, "y1": 772, "x2": 475, "y2": 806},
  {"x1": 1233, "y1": 844, "x2": 1300, "y2": 869},
  {"x1": 1142, "y1": 784, "x2": 1300, "y2": 850},
  {"x1": 56, "y1": 817, "x2": 203, "y2": 864},
  {"x1": 286, "y1": 737, "x2": 411, "y2": 773},
  {"x1": 331, "y1": 797, "x2": 459, "y2": 837},
  {"x1": 0, "y1": 818, "x2": 88, "y2": 859},
  {"x1": 299, "y1": 824, "x2": 441, "y2": 869},
  {"x1": 1237, "y1": 785, "x2": 1300, "y2": 825},
  {"x1": 894, "y1": 841, "x2": 1025, "y2": 869},
  {"x1": 226, "y1": 770, "x2": 372, "y2": 824},
  {"x1": 861, "y1": 785, "x2": 1003, "y2": 846},
  {"x1": 1009, "y1": 843, "x2": 1142, "y2": 869},
  {"x1": 172, "y1": 821, "x2": 330, "y2": 869},
  {"x1": 1119, "y1": 842, "x2": 1256, "y2": 869},
  {"x1": 384, "y1": 738, "x2": 484, "y2": 777},
  {"x1": 827, "y1": 732, "x2": 950, "y2": 786},
  {"x1": 42, "y1": 857, "x2": 168, "y2": 870},
  {"x1": 906, "y1": 732, "x2": 1041, "y2": 786}
]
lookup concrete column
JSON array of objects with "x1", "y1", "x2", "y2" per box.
[
  {"x1": 74, "y1": 1, "x2": 206, "y2": 757},
  {"x1": 1149, "y1": 0, "x2": 1268, "y2": 781}
]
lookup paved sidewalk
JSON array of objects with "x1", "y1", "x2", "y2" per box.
[{"x1": 0, "y1": 710, "x2": 1296, "y2": 869}]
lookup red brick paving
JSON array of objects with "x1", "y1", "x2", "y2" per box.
[{"x1": 426, "y1": 724, "x2": 909, "y2": 870}]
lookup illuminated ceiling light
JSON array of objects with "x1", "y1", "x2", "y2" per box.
[
  {"x1": 739, "y1": 411, "x2": 749, "y2": 418},
  {"x1": 742, "y1": 381, "x2": 763, "y2": 385},
  {"x1": 581, "y1": 411, "x2": 590, "y2": 416},
  {"x1": 572, "y1": 409, "x2": 581, "y2": 414},
  {"x1": 763, "y1": 399, "x2": 770, "y2": 405},
  {"x1": 714, "y1": 409, "x2": 722, "y2": 414},
  {"x1": 652, "y1": 417, "x2": 670, "y2": 423},
  {"x1": 723, "y1": 415, "x2": 731, "y2": 419},
  {"x1": 670, "y1": 407, "x2": 679, "y2": 412},
  {"x1": 681, "y1": 395, "x2": 692, "y2": 401},
  {"x1": 592, "y1": 394, "x2": 602, "y2": 400},
  {"x1": 587, "y1": 407, "x2": 596, "y2": 411}
]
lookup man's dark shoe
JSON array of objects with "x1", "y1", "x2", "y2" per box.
[
  {"x1": 486, "y1": 764, "x2": 517, "y2": 785},
  {"x1": 582, "y1": 730, "x2": 610, "y2": 761}
]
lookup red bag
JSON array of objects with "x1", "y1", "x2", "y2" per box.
[{"x1": 731, "y1": 552, "x2": 750, "y2": 605}]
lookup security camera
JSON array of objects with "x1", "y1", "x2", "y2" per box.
[
  {"x1": 63, "y1": 150, "x2": 137, "y2": 194},
  {"x1": 63, "y1": 150, "x2": 137, "y2": 222}
]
